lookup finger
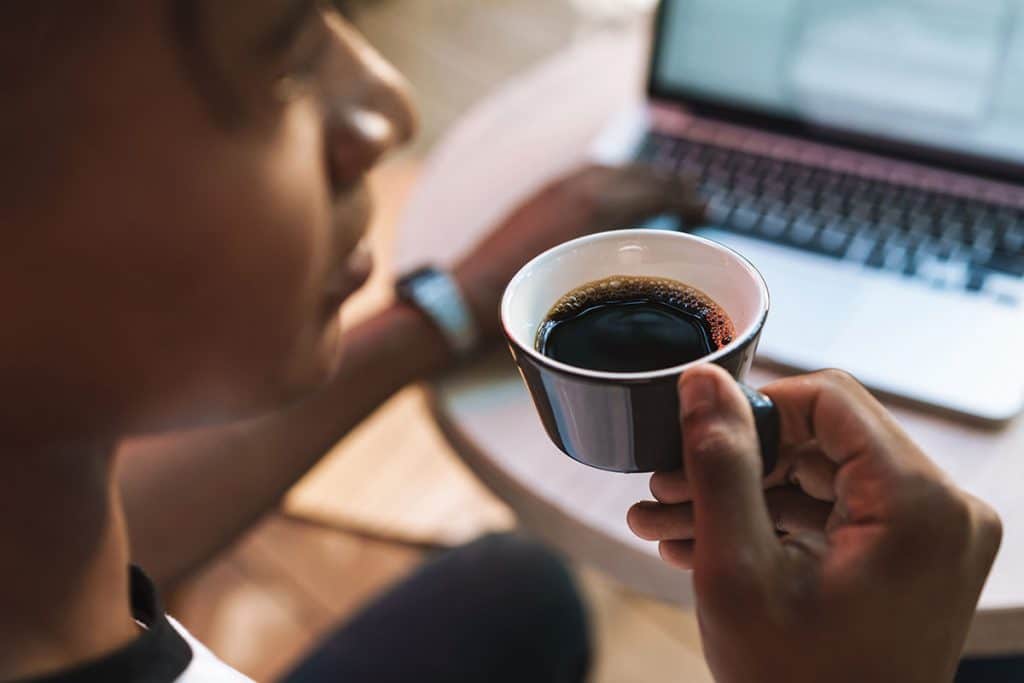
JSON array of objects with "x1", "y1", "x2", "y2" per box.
[
  {"x1": 761, "y1": 370, "x2": 947, "y2": 522},
  {"x1": 765, "y1": 487, "x2": 834, "y2": 535},
  {"x1": 680, "y1": 365, "x2": 778, "y2": 567},
  {"x1": 662, "y1": 173, "x2": 707, "y2": 226},
  {"x1": 630, "y1": 489, "x2": 832, "y2": 543},
  {"x1": 655, "y1": 441, "x2": 837, "y2": 504},
  {"x1": 761, "y1": 369, "x2": 936, "y2": 475},
  {"x1": 655, "y1": 170, "x2": 707, "y2": 226},
  {"x1": 650, "y1": 469, "x2": 690, "y2": 504},
  {"x1": 659, "y1": 540, "x2": 696, "y2": 570},
  {"x1": 628, "y1": 501, "x2": 694, "y2": 541},
  {"x1": 621, "y1": 164, "x2": 707, "y2": 226},
  {"x1": 655, "y1": 442, "x2": 839, "y2": 506},
  {"x1": 787, "y1": 443, "x2": 838, "y2": 503}
]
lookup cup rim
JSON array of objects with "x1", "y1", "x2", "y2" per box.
[{"x1": 500, "y1": 228, "x2": 771, "y2": 382}]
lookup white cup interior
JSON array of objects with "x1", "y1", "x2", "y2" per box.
[{"x1": 501, "y1": 229, "x2": 770, "y2": 379}]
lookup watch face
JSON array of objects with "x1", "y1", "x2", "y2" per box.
[
  {"x1": 397, "y1": 268, "x2": 479, "y2": 356},
  {"x1": 398, "y1": 267, "x2": 439, "y2": 300}
]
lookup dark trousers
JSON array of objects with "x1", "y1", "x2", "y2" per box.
[
  {"x1": 957, "y1": 655, "x2": 1024, "y2": 682},
  {"x1": 280, "y1": 532, "x2": 1024, "y2": 682},
  {"x1": 280, "y1": 534, "x2": 591, "y2": 683}
]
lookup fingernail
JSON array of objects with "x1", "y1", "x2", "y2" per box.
[{"x1": 681, "y1": 373, "x2": 718, "y2": 420}]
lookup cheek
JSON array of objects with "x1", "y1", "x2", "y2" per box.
[
  {"x1": 105, "y1": 103, "x2": 337, "y2": 418},
  {"x1": 199, "y1": 112, "x2": 338, "y2": 399},
  {"x1": 9, "y1": 22, "x2": 342, "y2": 430}
]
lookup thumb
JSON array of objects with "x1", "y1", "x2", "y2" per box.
[{"x1": 680, "y1": 365, "x2": 778, "y2": 567}]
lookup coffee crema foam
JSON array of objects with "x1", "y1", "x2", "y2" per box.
[{"x1": 540, "y1": 275, "x2": 736, "y2": 350}]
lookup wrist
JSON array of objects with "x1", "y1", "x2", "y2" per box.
[
  {"x1": 451, "y1": 261, "x2": 503, "y2": 345},
  {"x1": 387, "y1": 300, "x2": 458, "y2": 373},
  {"x1": 326, "y1": 302, "x2": 455, "y2": 399},
  {"x1": 397, "y1": 265, "x2": 495, "y2": 358}
]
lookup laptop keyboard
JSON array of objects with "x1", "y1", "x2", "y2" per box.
[{"x1": 638, "y1": 132, "x2": 1024, "y2": 303}]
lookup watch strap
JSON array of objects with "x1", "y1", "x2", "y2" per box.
[{"x1": 396, "y1": 267, "x2": 480, "y2": 358}]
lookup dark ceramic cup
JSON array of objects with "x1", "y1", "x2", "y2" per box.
[{"x1": 501, "y1": 229, "x2": 778, "y2": 474}]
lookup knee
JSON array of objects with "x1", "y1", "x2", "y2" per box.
[
  {"x1": 464, "y1": 533, "x2": 571, "y2": 580},
  {"x1": 454, "y1": 533, "x2": 590, "y2": 639}
]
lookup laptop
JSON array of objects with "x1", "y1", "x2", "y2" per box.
[{"x1": 593, "y1": 0, "x2": 1024, "y2": 424}]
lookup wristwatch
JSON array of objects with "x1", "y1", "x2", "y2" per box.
[{"x1": 396, "y1": 266, "x2": 481, "y2": 359}]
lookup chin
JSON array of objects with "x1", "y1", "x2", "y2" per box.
[{"x1": 280, "y1": 312, "x2": 346, "y2": 403}]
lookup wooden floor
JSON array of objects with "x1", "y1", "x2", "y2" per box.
[{"x1": 169, "y1": 2, "x2": 710, "y2": 680}]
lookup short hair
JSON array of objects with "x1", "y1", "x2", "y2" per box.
[
  {"x1": 0, "y1": 2, "x2": 189, "y2": 209},
  {"x1": 0, "y1": 5, "x2": 115, "y2": 210}
]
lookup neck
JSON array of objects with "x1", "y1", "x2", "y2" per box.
[{"x1": 0, "y1": 438, "x2": 137, "y2": 681}]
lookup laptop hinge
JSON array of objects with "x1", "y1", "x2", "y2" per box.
[{"x1": 647, "y1": 101, "x2": 1024, "y2": 209}]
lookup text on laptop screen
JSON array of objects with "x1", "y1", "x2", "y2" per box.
[{"x1": 653, "y1": 0, "x2": 1024, "y2": 168}]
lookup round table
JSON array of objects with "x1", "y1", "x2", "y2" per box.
[{"x1": 394, "y1": 27, "x2": 1024, "y2": 655}]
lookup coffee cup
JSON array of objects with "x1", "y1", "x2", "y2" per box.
[{"x1": 501, "y1": 229, "x2": 777, "y2": 473}]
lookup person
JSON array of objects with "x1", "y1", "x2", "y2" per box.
[
  {"x1": 0, "y1": 2, "x2": 1003, "y2": 683},
  {"x1": 0, "y1": 3, "x2": 702, "y2": 682}
]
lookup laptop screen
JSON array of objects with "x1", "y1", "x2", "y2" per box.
[{"x1": 651, "y1": 0, "x2": 1024, "y2": 174}]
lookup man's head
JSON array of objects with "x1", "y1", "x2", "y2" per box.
[{"x1": 0, "y1": 1, "x2": 416, "y2": 439}]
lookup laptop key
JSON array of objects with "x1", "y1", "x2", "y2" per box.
[
  {"x1": 940, "y1": 258, "x2": 971, "y2": 289},
  {"x1": 974, "y1": 222, "x2": 999, "y2": 244},
  {"x1": 866, "y1": 243, "x2": 887, "y2": 269},
  {"x1": 845, "y1": 229, "x2": 878, "y2": 263},
  {"x1": 879, "y1": 207, "x2": 905, "y2": 226},
  {"x1": 983, "y1": 271, "x2": 1024, "y2": 306},
  {"x1": 1003, "y1": 226, "x2": 1024, "y2": 251},
  {"x1": 967, "y1": 268, "x2": 988, "y2": 293},
  {"x1": 884, "y1": 242, "x2": 910, "y2": 272},
  {"x1": 705, "y1": 195, "x2": 735, "y2": 225},
  {"x1": 788, "y1": 219, "x2": 819, "y2": 245},
  {"x1": 979, "y1": 249, "x2": 1024, "y2": 278},
  {"x1": 635, "y1": 134, "x2": 662, "y2": 162},
  {"x1": 876, "y1": 222, "x2": 903, "y2": 241},
  {"x1": 818, "y1": 224, "x2": 852, "y2": 256},
  {"x1": 650, "y1": 140, "x2": 681, "y2": 169},
  {"x1": 789, "y1": 189, "x2": 818, "y2": 212},
  {"x1": 904, "y1": 248, "x2": 925, "y2": 277},
  {"x1": 759, "y1": 213, "x2": 789, "y2": 238},
  {"x1": 847, "y1": 203, "x2": 874, "y2": 223},
  {"x1": 819, "y1": 196, "x2": 844, "y2": 216},
  {"x1": 679, "y1": 159, "x2": 703, "y2": 176},
  {"x1": 730, "y1": 206, "x2": 762, "y2": 232}
]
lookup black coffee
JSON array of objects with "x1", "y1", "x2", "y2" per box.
[{"x1": 536, "y1": 276, "x2": 736, "y2": 373}]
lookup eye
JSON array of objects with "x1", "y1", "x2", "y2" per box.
[{"x1": 272, "y1": 12, "x2": 332, "y2": 101}]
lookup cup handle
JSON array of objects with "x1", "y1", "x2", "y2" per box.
[{"x1": 738, "y1": 384, "x2": 781, "y2": 477}]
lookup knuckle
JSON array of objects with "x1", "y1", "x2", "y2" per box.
[
  {"x1": 971, "y1": 497, "x2": 1004, "y2": 556},
  {"x1": 939, "y1": 489, "x2": 975, "y2": 543},
  {"x1": 899, "y1": 480, "x2": 992, "y2": 553},
  {"x1": 816, "y1": 368, "x2": 862, "y2": 394},
  {"x1": 687, "y1": 427, "x2": 749, "y2": 475},
  {"x1": 561, "y1": 173, "x2": 603, "y2": 210},
  {"x1": 897, "y1": 473, "x2": 957, "y2": 514}
]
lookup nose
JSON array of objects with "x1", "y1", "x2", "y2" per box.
[{"x1": 323, "y1": 16, "x2": 417, "y2": 190}]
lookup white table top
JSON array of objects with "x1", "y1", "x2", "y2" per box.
[{"x1": 395, "y1": 27, "x2": 1024, "y2": 655}]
